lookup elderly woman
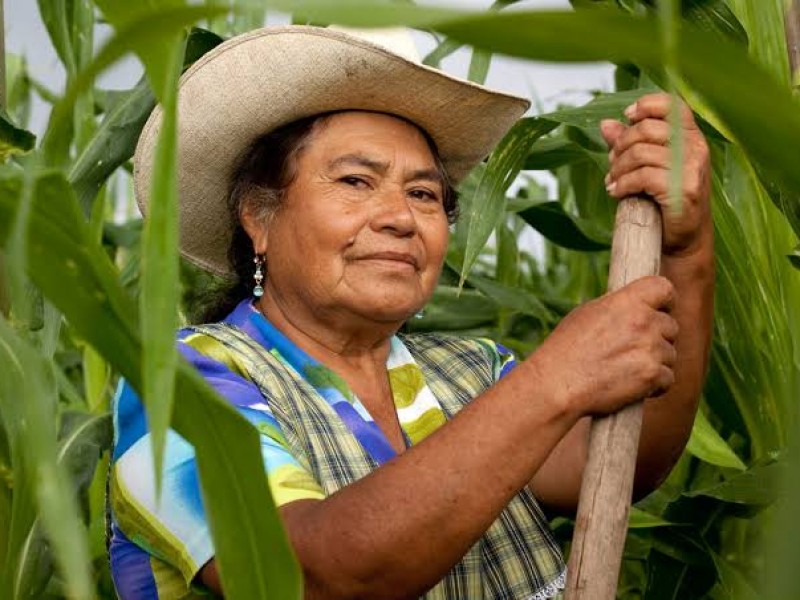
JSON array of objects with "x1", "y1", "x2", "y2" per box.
[{"x1": 108, "y1": 26, "x2": 713, "y2": 600}]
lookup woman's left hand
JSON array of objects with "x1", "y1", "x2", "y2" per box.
[{"x1": 600, "y1": 92, "x2": 712, "y2": 257}]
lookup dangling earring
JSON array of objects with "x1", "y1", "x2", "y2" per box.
[{"x1": 252, "y1": 255, "x2": 264, "y2": 298}]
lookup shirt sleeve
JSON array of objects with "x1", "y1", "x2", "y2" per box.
[
  {"x1": 475, "y1": 338, "x2": 519, "y2": 382},
  {"x1": 109, "y1": 329, "x2": 325, "y2": 587}
]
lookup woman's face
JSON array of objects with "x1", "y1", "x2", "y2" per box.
[{"x1": 247, "y1": 111, "x2": 451, "y2": 327}]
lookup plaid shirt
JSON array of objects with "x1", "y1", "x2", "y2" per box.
[{"x1": 109, "y1": 301, "x2": 565, "y2": 599}]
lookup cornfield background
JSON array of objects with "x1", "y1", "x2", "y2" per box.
[{"x1": 0, "y1": 0, "x2": 799, "y2": 598}]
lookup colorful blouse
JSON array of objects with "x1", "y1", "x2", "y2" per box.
[{"x1": 108, "y1": 300, "x2": 565, "y2": 599}]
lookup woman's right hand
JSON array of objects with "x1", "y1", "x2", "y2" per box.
[{"x1": 531, "y1": 275, "x2": 679, "y2": 418}]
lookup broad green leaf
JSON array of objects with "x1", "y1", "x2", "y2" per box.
[
  {"x1": 407, "y1": 286, "x2": 499, "y2": 331},
  {"x1": 0, "y1": 109, "x2": 35, "y2": 162},
  {"x1": 726, "y1": 0, "x2": 791, "y2": 88},
  {"x1": 0, "y1": 168, "x2": 301, "y2": 599},
  {"x1": 541, "y1": 89, "x2": 644, "y2": 129},
  {"x1": 0, "y1": 318, "x2": 93, "y2": 600},
  {"x1": 467, "y1": 48, "x2": 491, "y2": 84},
  {"x1": 57, "y1": 412, "x2": 113, "y2": 502},
  {"x1": 468, "y1": 273, "x2": 555, "y2": 323},
  {"x1": 70, "y1": 27, "x2": 224, "y2": 214},
  {"x1": 515, "y1": 201, "x2": 611, "y2": 251},
  {"x1": 42, "y1": 4, "x2": 226, "y2": 167},
  {"x1": 685, "y1": 408, "x2": 747, "y2": 471},
  {"x1": 36, "y1": 0, "x2": 77, "y2": 77},
  {"x1": 684, "y1": 462, "x2": 783, "y2": 505},
  {"x1": 523, "y1": 136, "x2": 603, "y2": 171},
  {"x1": 628, "y1": 507, "x2": 674, "y2": 529},
  {"x1": 6, "y1": 54, "x2": 33, "y2": 128},
  {"x1": 422, "y1": 37, "x2": 461, "y2": 67},
  {"x1": 137, "y1": 37, "x2": 183, "y2": 496},
  {"x1": 460, "y1": 118, "x2": 557, "y2": 285}
]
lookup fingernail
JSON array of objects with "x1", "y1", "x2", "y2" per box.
[
  {"x1": 624, "y1": 103, "x2": 637, "y2": 119},
  {"x1": 608, "y1": 149, "x2": 615, "y2": 162},
  {"x1": 604, "y1": 173, "x2": 611, "y2": 185},
  {"x1": 606, "y1": 181, "x2": 617, "y2": 194}
]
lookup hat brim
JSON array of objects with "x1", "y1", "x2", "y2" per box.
[{"x1": 134, "y1": 26, "x2": 530, "y2": 277}]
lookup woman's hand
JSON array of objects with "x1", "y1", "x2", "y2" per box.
[
  {"x1": 531, "y1": 275, "x2": 679, "y2": 419},
  {"x1": 600, "y1": 92, "x2": 712, "y2": 257}
]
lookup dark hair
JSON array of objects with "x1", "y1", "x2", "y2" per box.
[{"x1": 194, "y1": 111, "x2": 459, "y2": 323}]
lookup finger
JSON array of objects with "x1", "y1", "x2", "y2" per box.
[
  {"x1": 625, "y1": 93, "x2": 697, "y2": 129},
  {"x1": 607, "y1": 143, "x2": 671, "y2": 184},
  {"x1": 628, "y1": 276, "x2": 675, "y2": 311},
  {"x1": 600, "y1": 119, "x2": 626, "y2": 149},
  {"x1": 606, "y1": 166, "x2": 668, "y2": 203},
  {"x1": 655, "y1": 311, "x2": 679, "y2": 341},
  {"x1": 659, "y1": 339, "x2": 678, "y2": 368},
  {"x1": 649, "y1": 365, "x2": 675, "y2": 398},
  {"x1": 610, "y1": 119, "x2": 671, "y2": 159}
]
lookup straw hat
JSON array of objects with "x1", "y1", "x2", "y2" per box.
[{"x1": 134, "y1": 25, "x2": 530, "y2": 276}]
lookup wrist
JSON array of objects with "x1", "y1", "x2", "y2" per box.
[{"x1": 523, "y1": 349, "x2": 584, "y2": 426}]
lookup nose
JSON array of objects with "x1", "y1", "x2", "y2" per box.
[{"x1": 370, "y1": 186, "x2": 417, "y2": 237}]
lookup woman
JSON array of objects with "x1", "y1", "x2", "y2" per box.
[{"x1": 109, "y1": 26, "x2": 714, "y2": 599}]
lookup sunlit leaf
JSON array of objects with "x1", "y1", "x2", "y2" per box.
[
  {"x1": 0, "y1": 168, "x2": 302, "y2": 599},
  {"x1": 460, "y1": 118, "x2": 556, "y2": 285},
  {"x1": 0, "y1": 318, "x2": 93, "y2": 600},
  {"x1": 684, "y1": 462, "x2": 783, "y2": 506},
  {"x1": 515, "y1": 201, "x2": 611, "y2": 251},
  {"x1": 0, "y1": 109, "x2": 36, "y2": 162},
  {"x1": 685, "y1": 408, "x2": 746, "y2": 471}
]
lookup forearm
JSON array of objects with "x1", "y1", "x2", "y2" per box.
[
  {"x1": 635, "y1": 234, "x2": 715, "y2": 496},
  {"x1": 284, "y1": 358, "x2": 576, "y2": 600}
]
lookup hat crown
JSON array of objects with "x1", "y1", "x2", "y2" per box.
[{"x1": 328, "y1": 25, "x2": 421, "y2": 63}]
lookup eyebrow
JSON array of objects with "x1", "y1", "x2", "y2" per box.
[{"x1": 326, "y1": 153, "x2": 444, "y2": 186}]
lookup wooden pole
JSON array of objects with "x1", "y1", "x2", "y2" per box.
[
  {"x1": 565, "y1": 197, "x2": 662, "y2": 599},
  {"x1": 787, "y1": 0, "x2": 800, "y2": 81}
]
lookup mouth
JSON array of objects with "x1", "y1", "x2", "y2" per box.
[{"x1": 357, "y1": 251, "x2": 420, "y2": 270}]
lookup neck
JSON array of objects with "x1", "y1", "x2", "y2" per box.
[{"x1": 255, "y1": 284, "x2": 400, "y2": 374}]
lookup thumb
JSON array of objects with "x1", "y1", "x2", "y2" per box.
[{"x1": 600, "y1": 119, "x2": 626, "y2": 149}]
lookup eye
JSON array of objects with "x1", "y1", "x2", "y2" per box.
[
  {"x1": 408, "y1": 188, "x2": 440, "y2": 202},
  {"x1": 339, "y1": 176, "x2": 370, "y2": 188}
]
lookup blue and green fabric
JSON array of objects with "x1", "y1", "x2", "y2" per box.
[{"x1": 108, "y1": 300, "x2": 565, "y2": 599}]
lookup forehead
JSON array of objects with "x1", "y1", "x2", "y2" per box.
[{"x1": 306, "y1": 111, "x2": 436, "y2": 161}]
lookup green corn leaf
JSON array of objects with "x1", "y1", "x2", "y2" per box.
[
  {"x1": 0, "y1": 318, "x2": 93, "y2": 600},
  {"x1": 70, "y1": 27, "x2": 224, "y2": 214},
  {"x1": 541, "y1": 89, "x2": 644, "y2": 129},
  {"x1": 685, "y1": 408, "x2": 747, "y2": 471},
  {"x1": 727, "y1": 0, "x2": 791, "y2": 88},
  {"x1": 628, "y1": 507, "x2": 674, "y2": 529},
  {"x1": 407, "y1": 286, "x2": 499, "y2": 331},
  {"x1": 515, "y1": 201, "x2": 611, "y2": 251},
  {"x1": 0, "y1": 109, "x2": 36, "y2": 162},
  {"x1": 92, "y1": 3, "x2": 214, "y2": 498},
  {"x1": 36, "y1": 0, "x2": 78, "y2": 77},
  {"x1": 0, "y1": 168, "x2": 301, "y2": 599},
  {"x1": 460, "y1": 118, "x2": 557, "y2": 285},
  {"x1": 422, "y1": 37, "x2": 461, "y2": 67},
  {"x1": 42, "y1": 4, "x2": 225, "y2": 167},
  {"x1": 467, "y1": 48, "x2": 491, "y2": 84},
  {"x1": 684, "y1": 462, "x2": 783, "y2": 506},
  {"x1": 523, "y1": 136, "x2": 604, "y2": 171},
  {"x1": 468, "y1": 273, "x2": 555, "y2": 324}
]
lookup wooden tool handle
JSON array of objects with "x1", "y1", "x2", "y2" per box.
[{"x1": 564, "y1": 197, "x2": 662, "y2": 600}]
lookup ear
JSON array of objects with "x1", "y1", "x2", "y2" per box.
[{"x1": 240, "y1": 201, "x2": 270, "y2": 256}]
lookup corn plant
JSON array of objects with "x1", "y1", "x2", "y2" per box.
[{"x1": 0, "y1": 1, "x2": 798, "y2": 599}]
